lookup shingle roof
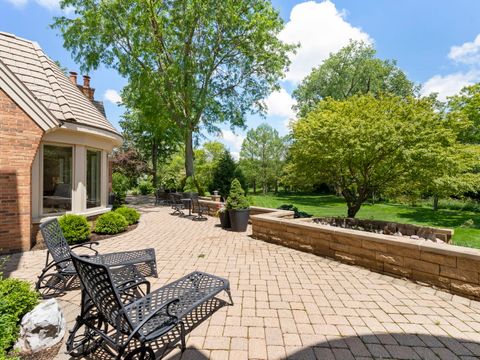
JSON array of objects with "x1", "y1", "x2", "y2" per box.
[{"x1": 0, "y1": 32, "x2": 119, "y2": 135}]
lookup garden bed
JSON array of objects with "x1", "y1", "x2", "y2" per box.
[
  {"x1": 32, "y1": 223, "x2": 138, "y2": 251},
  {"x1": 313, "y1": 217, "x2": 453, "y2": 243}
]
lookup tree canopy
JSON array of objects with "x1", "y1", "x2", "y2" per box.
[
  {"x1": 292, "y1": 40, "x2": 416, "y2": 117},
  {"x1": 448, "y1": 83, "x2": 480, "y2": 144},
  {"x1": 239, "y1": 123, "x2": 287, "y2": 194},
  {"x1": 54, "y1": 0, "x2": 295, "y2": 177},
  {"x1": 210, "y1": 151, "x2": 245, "y2": 199},
  {"x1": 287, "y1": 94, "x2": 478, "y2": 217}
]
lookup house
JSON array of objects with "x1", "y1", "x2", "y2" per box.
[{"x1": 0, "y1": 32, "x2": 122, "y2": 253}]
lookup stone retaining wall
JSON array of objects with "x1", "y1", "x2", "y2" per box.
[{"x1": 251, "y1": 208, "x2": 480, "y2": 300}]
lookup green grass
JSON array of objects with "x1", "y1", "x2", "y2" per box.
[{"x1": 249, "y1": 193, "x2": 480, "y2": 248}]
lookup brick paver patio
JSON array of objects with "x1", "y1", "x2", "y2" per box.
[{"x1": 4, "y1": 205, "x2": 480, "y2": 359}]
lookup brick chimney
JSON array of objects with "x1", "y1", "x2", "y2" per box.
[
  {"x1": 69, "y1": 71, "x2": 77, "y2": 85},
  {"x1": 81, "y1": 75, "x2": 95, "y2": 101}
]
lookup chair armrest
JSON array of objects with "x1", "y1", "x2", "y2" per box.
[
  {"x1": 70, "y1": 242, "x2": 99, "y2": 255},
  {"x1": 125, "y1": 298, "x2": 180, "y2": 343}
]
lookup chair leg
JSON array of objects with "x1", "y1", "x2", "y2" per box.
[
  {"x1": 179, "y1": 321, "x2": 186, "y2": 352},
  {"x1": 226, "y1": 287, "x2": 234, "y2": 305}
]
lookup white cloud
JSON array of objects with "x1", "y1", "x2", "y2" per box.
[
  {"x1": 449, "y1": 34, "x2": 480, "y2": 65},
  {"x1": 104, "y1": 89, "x2": 122, "y2": 104},
  {"x1": 279, "y1": 0, "x2": 371, "y2": 83},
  {"x1": 6, "y1": 0, "x2": 73, "y2": 12},
  {"x1": 6, "y1": 0, "x2": 28, "y2": 7},
  {"x1": 221, "y1": 130, "x2": 245, "y2": 155},
  {"x1": 265, "y1": 88, "x2": 296, "y2": 119},
  {"x1": 35, "y1": 0, "x2": 60, "y2": 10},
  {"x1": 421, "y1": 71, "x2": 480, "y2": 101}
]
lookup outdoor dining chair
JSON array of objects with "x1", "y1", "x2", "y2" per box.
[
  {"x1": 69, "y1": 253, "x2": 233, "y2": 359},
  {"x1": 191, "y1": 196, "x2": 209, "y2": 221},
  {"x1": 36, "y1": 218, "x2": 157, "y2": 298}
]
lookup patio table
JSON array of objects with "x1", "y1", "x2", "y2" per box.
[{"x1": 181, "y1": 198, "x2": 192, "y2": 216}]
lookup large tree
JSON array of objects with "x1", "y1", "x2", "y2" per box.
[
  {"x1": 239, "y1": 123, "x2": 287, "y2": 194},
  {"x1": 288, "y1": 94, "x2": 477, "y2": 218},
  {"x1": 448, "y1": 83, "x2": 480, "y2": 144},
  {"x1": 54, "y1": 0, "x2": 294, "y2": 177},
  {"x1": 293, "y1": 40, "x2": 416, "y2": 117},
  {"x1": 194, "y1": 141, "x2": 226, "y2": 191},
  {"x1": 120, "y1": 109, "x2": 181, "y2": 188}
]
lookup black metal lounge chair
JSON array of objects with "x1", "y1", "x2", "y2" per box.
[
  {"x1": 191, "y1": 197, "x2": 209, "y2": 221},
  {"x1": 69, "y1": 253, "x2": 233, "y2": 359},
  {"x1": 35, "y1": 218, "x2": 158, "y2": 297}
]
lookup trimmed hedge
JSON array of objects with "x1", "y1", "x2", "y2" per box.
[
  {"x1": 58, "y1": 214, "x2": 90, "y2": 244},
  {"x1": 114, "y1": 207, "x2": 140, "y2": 225},
  {"x1": 0, "y1": 278, "x2": 39, "y2": 358},
  {"x1": 94, "y1": 212, "x2": 128, "y2": 235}
]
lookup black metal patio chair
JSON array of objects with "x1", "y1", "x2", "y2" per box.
[
  {"x1": 35, "y1": 218, "x2": 158, "y2": 297},
  {"x1": 69, "y1": 253, "x2": 233, "y2": 359},
  {"x1": 154, "y1": 189, "x2": 168, "y2": 206},
  {"x1": 170, "y1": 193, "x2": 185, "y2": 216},
  {"x1": 191, "y1": 197, "x2": 209, "y2": 221}
]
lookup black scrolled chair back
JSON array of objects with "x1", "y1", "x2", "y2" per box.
[
  {"x1": 70, "y1": 253, "x2": 133, "y2": 334},
  {"x1": 39, "y1": 219, "x2": 72, "y2": 267}
]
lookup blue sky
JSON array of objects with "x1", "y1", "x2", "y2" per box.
[{"x1": 2, "y1": 0, "x2": 480, "y2": 157}]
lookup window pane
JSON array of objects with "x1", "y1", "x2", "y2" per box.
[
  {"x1": 43, "y1": 145, "x2": 72, "y2": 214},
  {"x1": 87, "y1": 150, "x2": 102, "y2": 208}
]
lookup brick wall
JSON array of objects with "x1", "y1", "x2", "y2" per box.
[
  {"x1": 251, "y1": 208, "x2": 480, "y2": 301},
  {"x1": 0, "y1": 89, "x2": 43, "y2": 253}
]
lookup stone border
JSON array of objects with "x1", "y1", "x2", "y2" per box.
[{"x1": 251, "y1": 207, "x2": 480, "y2": 300}]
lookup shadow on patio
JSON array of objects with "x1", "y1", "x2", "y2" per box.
[{"x1": 287, "y1": 333, "x2": 480, "y2": 360}]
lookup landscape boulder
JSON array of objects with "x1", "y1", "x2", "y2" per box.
[{"x1": 15, "y1": 298, "x2": 66, "y2": 353}]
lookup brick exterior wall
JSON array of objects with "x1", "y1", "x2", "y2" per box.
[{"x1": 0, "y1": 89, "x2": 44, "y2": 253}]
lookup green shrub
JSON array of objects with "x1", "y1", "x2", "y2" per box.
[
  {"x1": 130, "y1": 188, "x2": 140, "y2": 196},
  {"x1": 183, "y1": 176, "x2": 197, "y2": 193},
  {"x1": 94, "y1": 212, "x2": 128, "y2": 235},
  {"x1": 225, "y1": 178, "x2": 250, "y2": 210},
  {"x1": 138, "y1": 178, "x2": 154, "y2": 195},
  {"x1": 114, "y1": 207, "x2": 140, "y2": 225},
  {"x1": 0, "y1": 278, "x2": 39, "y2": 358},
  {"x1": 112, "y1": 172, "x2": 130, "y2": 206},
  {"x1": 58, "y1": 214, "x2": 90, "y2": 244},
  {"x1": 277, "y1": 204, "x2": 312, "y2": 218}
]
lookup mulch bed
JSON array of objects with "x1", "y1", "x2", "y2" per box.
[{"x1": 32, "y1": 223, "x2": 138, "y2": 251}]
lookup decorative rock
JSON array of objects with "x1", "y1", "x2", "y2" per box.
[
  {"x1": 15, "y1": 299, "x2": 66, "y2": 353},
  {"x1": 410, "y1": 235, "x2": 420, "y2": 240}
]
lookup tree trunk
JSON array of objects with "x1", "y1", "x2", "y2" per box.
[
  {"x1": 253, "y1": 180, "x2": 256, "y2": 195},
  {"x1": 433, "y1": 194, "x2": 439, "y2": 211},
  {"x1": 347, "y1": 204, "x2": 361, "y2": 218},
  {"x1": 152, "y1": 140, "x2": 158, "y2": 188},
  {"x1": 185, "y1": 129, "x2": 194, "y2": 177},
  {"x1": 274, "y1": 179, "x2": 278, "y2": 194}
]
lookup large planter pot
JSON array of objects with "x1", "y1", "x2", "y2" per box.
[
  {"x1": 219, "y1": 211, "x2": 231, "y2": 229},
  {"x1": 228, "y1": 209, "x2": 250, "y2": 232}
]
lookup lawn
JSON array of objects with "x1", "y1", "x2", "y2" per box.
[{"x1": 250, "y1": 193, "x2": 480, "y2": 248}]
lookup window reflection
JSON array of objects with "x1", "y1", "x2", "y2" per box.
[{"x1": 43, "y1": 145, "x2": 72, "y2": 214}]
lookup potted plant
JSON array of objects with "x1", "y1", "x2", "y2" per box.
[
  {"x1": 225, "y1": 178, "x2": 250, "y2": 232},
  {"x1": 217, "y1": 206, "x2": 230, "y2": 229}
]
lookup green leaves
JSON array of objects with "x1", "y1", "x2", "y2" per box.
[
  {"x1": 292, "y1": 40, "x2": 417, "y2": 117},
  {"x1": 288, "y1": 94, "x2": 475, "y2": 217},
  {"x1": 225, "y1": 178, "x2": 250, "y2": 210},
  {"x1": 239, "y1": 123, "x2": 287, "y2": 194},
  {"x1": 54, "y1": 0, "x2": 295, "y2": 176}
]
